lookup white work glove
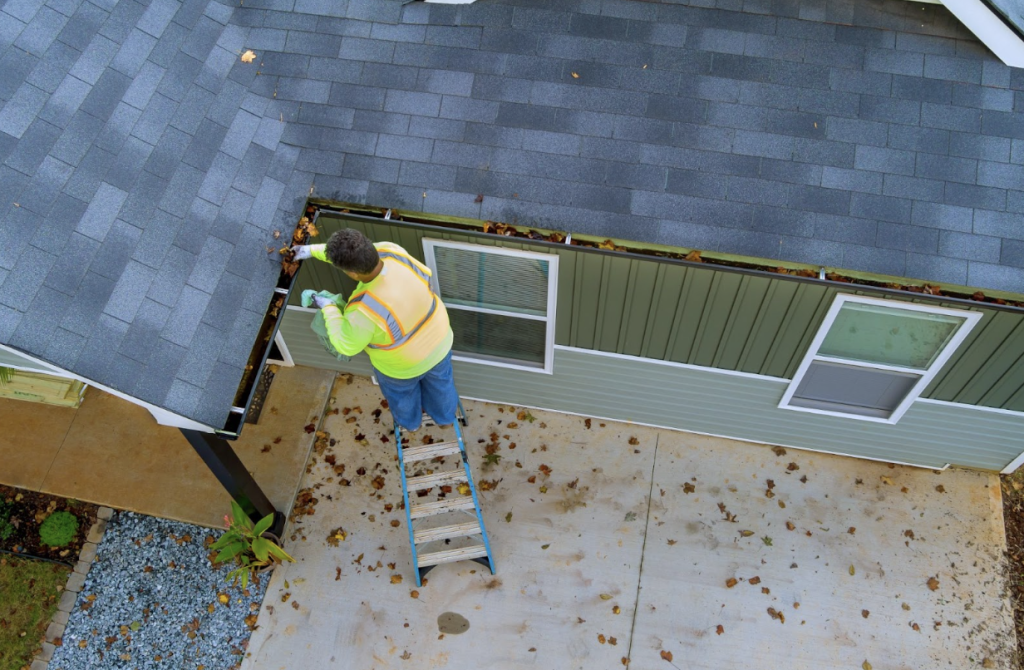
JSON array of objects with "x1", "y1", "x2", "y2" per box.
[
  {"x1": 312, "y1": 294, "x2": 334, "y2": 310},
  {"x1": 290, "y1": 245, "x2": 313, "y2": 261}
]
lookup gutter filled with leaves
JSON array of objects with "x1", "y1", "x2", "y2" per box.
[{"x1": 310, "y1": 201, "x2": 1024, "y2": 314}]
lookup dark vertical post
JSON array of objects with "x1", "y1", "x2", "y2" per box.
[{"x1": 180, "y1": 429, "x2": 285, "y2": 537}]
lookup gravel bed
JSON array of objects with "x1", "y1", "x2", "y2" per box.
[{"x1": 50, "y1": 511, "x2": 268, "y2": 670}]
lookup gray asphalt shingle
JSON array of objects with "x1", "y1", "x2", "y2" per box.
[{"x1": 0, "y1": 0, "x2": 1021, "y2": 429}]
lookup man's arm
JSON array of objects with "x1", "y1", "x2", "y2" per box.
[
  {"x1": 321, "y1": 304, "x2": 376, "y2": 357},
  {"x1": 290, "y1": 244, "x2": 328, "y2": 262}
]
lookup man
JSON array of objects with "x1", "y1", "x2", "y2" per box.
[{"x1": 291, "y1": 229, "x2": 456, "y2": 431}]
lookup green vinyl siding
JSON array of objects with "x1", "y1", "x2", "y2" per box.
[
  {"x1": 296, "y1": 213, "x2": 1024, "y2": 412},
  {"x1": 278, "y1": 309, "x2": 1024, "y2": 471}
]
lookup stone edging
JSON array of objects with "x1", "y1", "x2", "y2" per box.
[{"x1": 30, "y1": 506, "x2": 114, "y2": 670}]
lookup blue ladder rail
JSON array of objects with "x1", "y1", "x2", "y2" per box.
[{"x1": 394, "y1": 397, "x2": 495, "y2": 587}]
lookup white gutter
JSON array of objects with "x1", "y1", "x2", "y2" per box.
[{"x1": 941, "y1": 0, "x2": 1024, "y2": 67}]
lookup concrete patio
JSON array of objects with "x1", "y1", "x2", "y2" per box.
[{"x1": 241, "y1": 373, "x2": 1014, "y2": 670}]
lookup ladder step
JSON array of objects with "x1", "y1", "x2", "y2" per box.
[
  {"x1": 417, "y1": 545, "x2": 489, "y2": 568},
  {"x1": 407, "y1": 470, "x2": 467, "y2": 491},
  {"x1": 414, "y1": 521, "x2": 481, "y2": 544},
  {"x1": 402, "y1": 441, "x2": 461, "y2": 463},
  {"x1": 410, "y1": 497, "x2": 476, "y2": 519}
]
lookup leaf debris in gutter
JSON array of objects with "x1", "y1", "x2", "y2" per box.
[{"x1": 312, "y1": 203, "x2": 1024, "y2": 309}]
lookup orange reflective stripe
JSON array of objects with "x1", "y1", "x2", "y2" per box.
[
  {"x1": 379, "y1": 252, "x2": 430, "y2": 288},
  {"x1": 346, "y1": 292, "x2": 402, "y2": 343},
  {"x1": 369, "y1": 295, "x2": 438, "y2": 351}
]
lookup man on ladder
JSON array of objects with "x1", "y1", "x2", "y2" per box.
[
  {"x1": 291, "y1": 229, "x2": 457, "y2": 431},
  {"x1": 292, "y1": 229, "x2": 495, "y2": 586}
]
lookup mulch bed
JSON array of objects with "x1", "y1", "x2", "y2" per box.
[
  {"x1": 0, "y1": 484, "x2": 99, "y2": 565},
  {"x1": 1001, "y1": 472, "x2": 1024, "y2": 668}
]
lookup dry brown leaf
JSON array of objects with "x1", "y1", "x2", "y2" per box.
[
  {"x1": 716, "y1": 624, "x2": 724, "y2": 635},
  {"x1": 725, "y1": 578, "x2": 738, "y2": 588},
  {"x1": 391, "y1": 574, "x2": 403, "y2": 584},
  {"x1": 862, "y1": 609, "x2": 870, "y2": 618},
  {"x1": 748, "y1": 576, "x2": 761, "y2": 585},
  {"x1": 598, "y1": 634, "x2": 606, "y2": 644},
  {"x1": 927, "y1": 577, "x2": 939, "y2": 591},
  {"x1": 660, "y1": 650, "x2": 673, "y2": 662}
]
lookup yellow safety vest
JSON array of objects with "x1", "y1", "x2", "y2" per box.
[{"x1": 345, "y1": 247, "x2": 451, "y2": 374}]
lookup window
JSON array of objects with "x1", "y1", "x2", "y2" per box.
[
  {"x1": 422, "y1": 240, "x2": 558, "y2": 373},
  {"x1": 779, "y1": 294, "x2": 982, "y2": 423}
]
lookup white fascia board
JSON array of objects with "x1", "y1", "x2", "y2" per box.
[
  {"x1": 0, "y1": 343, "x2": 216, "y2": 432},
  {"x1": 941, "y1": 0, "x2": 1024, "y2": 67}
]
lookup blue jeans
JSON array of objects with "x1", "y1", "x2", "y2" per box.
[{"x1": 374, "y1": 351, "x2": 458, "y2": 431}]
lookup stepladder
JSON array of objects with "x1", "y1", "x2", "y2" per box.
[{"x1": 395, "y1": 401, "x2": 496, "y2": 587}]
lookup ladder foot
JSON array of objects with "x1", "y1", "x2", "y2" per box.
[
  {"x1": 471, "y1": 556, "x2": 495, "y2": 574},
  {"x1": 418, "y1": 564, "x2": 436, "y2": 585}
]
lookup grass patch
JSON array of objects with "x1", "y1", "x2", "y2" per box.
[{"x1": 0, "y1": 556, "x2": 70, "y2": 669}]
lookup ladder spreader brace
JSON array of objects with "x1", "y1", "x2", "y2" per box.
[{"x1": 395, "y1": 398, "x2": 496, "y2": 587}]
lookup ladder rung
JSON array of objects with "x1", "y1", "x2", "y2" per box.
[
  {"x1": 407, "y1": 470, "x2": 467, "y2": 491},
  {"x1": 414, "y1": 521, "x2": 481, "y2": 544},
  {"x1": 417, "y1": 545, "x2": 489, "y2": 568},
  {"x1": 410, "y1": 497, "x2": 476, "y2": 519},
  {"x1": 402, "y1": 441, "x2": 461, "y2": 463}
]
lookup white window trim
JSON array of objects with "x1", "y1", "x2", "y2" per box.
[
  {"x1": 422, "y1": 238, "x2": 558, "y2": 374},
  {"x1": 267, "y1": 331, "x2": 295, "y2": 367},
  {"x1": 779, "y1": 294, "x2": 983, "y2": 424}
]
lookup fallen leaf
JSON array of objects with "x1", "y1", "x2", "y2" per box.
[
  {"x1": 628, "y1": 437, "x2": 639, "y2": 445},
  {"x1": 541, "y1": 544, "x2": 550, "y2": 550},
  {"x1": 505, "y1": 512, "x2": 513, "y2": 523},
  {"x1": 880, "y1": 476, "x2": 894, "y2": 485},
  {"x1": 935, "y1": 484, "x2": 946, "y2": 493},
  {"x1": 660, "y1": 650, "x2": 673, "y2": 662},
  {"x1": 862, "y1": 662, "x2": 872, "y2": 670},
  {"x1": 739, "y1": 530, "x2": 754, "y2": 537},
  {"x1": 785, "y1": 521, "x2": 795, "y2": 531},
  {"x1": 241, "y1": 49, "x2": 256, "y2": 63},
  {"x1": 667, "y1": 539, "x2": 677, "y2": 545},
  {"x1": 849, "y1": 565, "x2": 855, "y2": 576},
  {"x1": 609, "y1": 636, "x2": 617, "y2": 645},
  {"x1": 748, "y1": 576, "x2": 761, "y2": 585},
  {"x1": 862, "y1": 610, "x2": 870, "y2": 618},
  {"x1": 391, "y1": 574, "x2": 403, "y2": 584},
  {"x1": 600, "y1": 593, "x2": 613, "y2": 600},
  {"x1": 716, "y1": 624, "x2": 724, "y2": 635},
  {"x1": 771, "y1": 446, "x2": 787, "y2": 456},
  {"x1": 848, "y1": 527, "x2": 856, "y2": 535},
  {"x1": 682, "y1": 483, "x2": 695, "y2": 494},
  {"x1": 927, "y1": 577, "x2": 939, "y2": 591},
  {"x1": 725, "y1": 578, "x2": 738, "y2": 588},
  {"x1": 598, "y1": 634, "x2": 606, "y2": 644},
  {"x1": 571, "y1": 72, "x2": 580, "y2": 78},
  {"x1": 612, "y1": 605, "x2": 620, "y2": 614},
  {"x1": 762, "y1": 536, "x2": 772, "y2": 546},
  {"x1": 217, "y1": 593, "x2": 229, "y2": 605}
]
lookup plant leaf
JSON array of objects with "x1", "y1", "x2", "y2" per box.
[
  {"x1": 267, "y1": 543, "x2": 296, "y2": 563},
  {"x1": 251, "y1": 537, "x2": 271, "y2": 562},
  {"x1": 231, "y1": 501, "x2": 252, "y2": 530},
  {"x1": 215, "y1": 545, "x2": 244, "y2": 564},
  {"x1": 253, "y1": 514, "x2": 274, "y2": 537}
]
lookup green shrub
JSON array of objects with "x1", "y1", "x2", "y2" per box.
[{"x1": 38, "y1": 511, "x2": 78, "y2": 548}]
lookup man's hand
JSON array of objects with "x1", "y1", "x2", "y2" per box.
[
  {"x1": 312, "y1": 294, "x2": 334, "y2": 310},
  {"x1": 290, "y1": 245, "x2": 313, "y2": 261}
]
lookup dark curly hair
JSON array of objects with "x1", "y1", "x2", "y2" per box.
[{"x1": 325, "y1": 229, "x2": 379, "y2": 274}]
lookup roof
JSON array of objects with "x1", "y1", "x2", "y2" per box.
[{"x1": 1, "y1": 0, "x2": 1023, "y2": 426}]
